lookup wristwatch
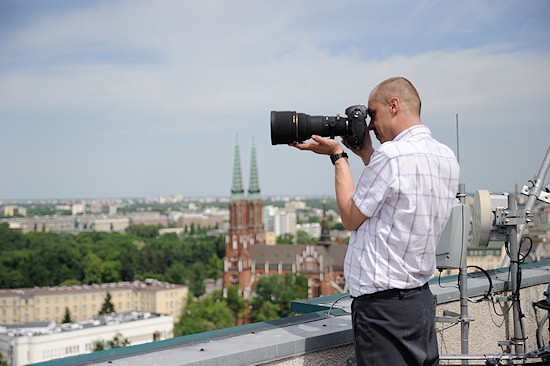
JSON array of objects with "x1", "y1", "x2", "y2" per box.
[{"x1": 330, "y1": 152, "x2": 348, "y2": 165}]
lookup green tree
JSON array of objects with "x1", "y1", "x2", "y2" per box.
[
  {"x1": 249, "y1": 299, "x2": 278, "y2": 323},
  {"x1": 276, "y1": 233, "x2": 294, "y2": 244},
  {"x1": 250, "y1": 273, "x2": 309, "y2": 321},
  {"x1": 174, "y1": 296, "x2": 234, "y2": 336},
  {"x1": 99, "y1": 292, "x2": 116, "y2": 314},
  {"x1": 296, "y1": 230, "x2": 311, "y2": 245},
  {"x1": 102, "y1": 260, "x2": 122, "y2": 282},
  {"x1": 0, "y1": 352, "x2": 7, "y2": 366},
  {"x1": 205, "y1": 253, "x2": 223, "y2": 279},
  {"x1": 107, "y1": 333, "x2": 129, "y2": 349},
  {"x1": 82, "y1": 253, "x2": 103, "y2": 284},
  {"x1": 59, "y1": 279, "x2": 81, "y2": 287},
  {"x1": 62, "y1": 307, "x2": 72, "y2": 323},
  {"x1": 225, "y1": 285, "x2": 246, "y2": 323},
  {"x1": 186, "y1": 262, "x2": 206, "y2": 297},
  {"x1": 92, "y1": 333, "x2": 129, "y2": 352},
  {"x1": 125, "y1": 225, "x2": 159, "y2": 238}
]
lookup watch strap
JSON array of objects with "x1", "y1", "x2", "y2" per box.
[{"x1": 330, "y1": 152, "x2": 348, "y2": 165}]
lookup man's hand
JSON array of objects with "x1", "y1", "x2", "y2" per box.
[
  {"x1": 291, "y1": 135, "x2": 343, "y2": 156},
  {"x1": 343, "y1": 127, "x2": 375, "y2": 165},
  {"x1": 291, "y1": 134, "x2": 367, "y2": 230}
]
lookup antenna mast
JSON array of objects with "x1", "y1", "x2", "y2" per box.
[{"x1": 456, "y1": 114, "x2": 460, "y2": 164}]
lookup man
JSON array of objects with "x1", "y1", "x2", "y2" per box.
[{"x1": 292, "y1": 77, "x2": 459, "y2": 365}]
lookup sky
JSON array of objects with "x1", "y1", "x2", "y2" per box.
[{"x1": 0, "y1": 0, "x2": 549, "y2": 200}]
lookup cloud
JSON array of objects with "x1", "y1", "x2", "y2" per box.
[{"x1": 0, "y1": 0, "x2": 549, "y2": 199}]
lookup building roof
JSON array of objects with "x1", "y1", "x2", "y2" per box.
[
  {"x1": 0, "y1": 311, "x2": 167, "y2": 337},
  {"x1": 250, "y1": 243, "x2": 347, "y2": 270},
  {"x1": 0, "y1": 280, "x2": 185, "y2": 298}
]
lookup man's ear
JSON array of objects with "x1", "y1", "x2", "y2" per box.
[{"x1": 389, "y1": 97, "x2": 399, "y2": 116}]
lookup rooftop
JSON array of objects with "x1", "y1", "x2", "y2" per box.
[
  {"x1": 1, "y1": 312, "x2": 163, "y2": 338},
  {"x1": 0, "y1": 279, "x2": 183, "y2": 297}
]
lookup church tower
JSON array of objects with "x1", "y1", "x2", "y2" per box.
[
  {"x1": 317, "y1": 199, "x2": 332, "y2": 247},
  {"x1": 224, "y1": 136, "x2": 264, "y2": 299},
  {"x1": 247, "y1": 138, "x2": 265, "y2": 247}
]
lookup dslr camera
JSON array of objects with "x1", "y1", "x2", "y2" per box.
[{"x1": 270, "y1": 105, "x2": 367, "y2": 150}]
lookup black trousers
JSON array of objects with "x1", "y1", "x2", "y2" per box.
[{"x1": 351, "y1": 283, "x2": 439, "y2": 366}]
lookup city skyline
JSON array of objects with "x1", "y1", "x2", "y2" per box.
[{"x1": 1, "y1": 1, "x2": 549, "y2": 200}]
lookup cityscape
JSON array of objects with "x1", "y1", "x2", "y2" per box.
[
  {"x1": 1, "y1": 140, "x2": 550, "y2": 364},
  {"x1": 1, "y1": 1, "x2": 549, "y2": 365}
]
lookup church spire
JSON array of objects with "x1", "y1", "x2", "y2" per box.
[
  {"x1": 231, "y1": 135, "x2": 245, "y2": 202},
  {"x1": 318, "y1": 199, "x2": 332, "y2": 247},
  {"x1": 248, "y1": 137, "x2": 261, "y2": 201}
]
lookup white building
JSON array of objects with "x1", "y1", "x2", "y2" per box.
[
  {"x1": 297, "y1": 222, "x2": 321, "y2": 239},
  {"x1": 0, "y1": 311, "x2": 173, "y2": 366},
  {"x1": 262, "y1": 206, "x2": 297, "y2": 239}
]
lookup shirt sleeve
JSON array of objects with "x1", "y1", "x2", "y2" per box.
[{"x1": 352, "y1": 149, "x2": 395, "y2": 218}]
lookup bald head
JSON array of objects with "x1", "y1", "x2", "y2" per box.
[{"x1": 371, "y1": 77, "x2": 421, "y2": 117}]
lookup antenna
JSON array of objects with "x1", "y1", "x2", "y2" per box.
[{"x1": 456, "y1": 114, "x2": 460, "y2": 164}]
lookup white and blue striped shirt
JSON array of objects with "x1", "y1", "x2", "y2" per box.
[{"x1": 345, "y1": 125, "x2": 459, "y2": 296}]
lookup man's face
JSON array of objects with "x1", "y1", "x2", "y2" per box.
[{"x1": 367, "y1": 93, "x2": 392, "y2": 143}]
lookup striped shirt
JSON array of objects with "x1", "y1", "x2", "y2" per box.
[{"x1": 344, "y1": 125, "x2": 459, "y2": 296}]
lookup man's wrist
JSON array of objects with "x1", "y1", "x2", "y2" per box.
[{"x1": 330, "y1": 152, "x2": 348, "y2": 165}]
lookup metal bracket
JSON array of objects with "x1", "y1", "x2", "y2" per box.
[
  {"x1": 494, "y1": 208, "x2": 531, "y2": 226},
  {"x1": 498, "y1": 338, "x2": 525, "y2": 348},
  {"x1": 436, "y1": 309, "x2": 474, "y2": 324},
  {"x1": 497, "y1": 296, "x2": 512, "y2": 303},
  {"x1": 521, "y1": 185, "x2": 550, "y2": 204}
]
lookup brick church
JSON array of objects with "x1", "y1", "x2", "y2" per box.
[{"x1": 223, "y1": 137, "x2": 348, "y2": 300}]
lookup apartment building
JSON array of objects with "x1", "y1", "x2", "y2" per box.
[
  {"x1": 0, "y1": 280, "x2": 188, "y2": 325},
  {"x1": 0, "y1": 311, "x2": 173, "y2": 366}
]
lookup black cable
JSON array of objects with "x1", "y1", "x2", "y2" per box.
[
  {"x1": 465, "y1": 265, "x2": 493, "y2": 303},
  {"x1": 519, "y1": 236, "x2": 533, "y2": 264}
]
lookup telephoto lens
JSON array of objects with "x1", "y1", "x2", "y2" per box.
[{"x1": 270, "y1": 111, "x2": 347, "y2": 145}]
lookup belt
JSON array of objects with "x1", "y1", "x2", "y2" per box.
[{"x1": 353, "y1": 282, "x2": 429, "y2": 300}]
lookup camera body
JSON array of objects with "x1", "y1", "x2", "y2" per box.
[{"x1": 270, "y1": 105, "x2": 367, "y2": 150}]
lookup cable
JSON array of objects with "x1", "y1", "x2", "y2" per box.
[
  {"x1": 326, "y1": 293, "x2": 352, "y2": 317},
  {"x1": 518, "y1": 236, "x2": 533, "y2": 264},
  {"x1": 465, "y1": 265, "x2": 493, "y2": 303}
]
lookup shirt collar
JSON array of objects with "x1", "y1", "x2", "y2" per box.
[{"x1": 393, "y1": 124, "x2": 431, "y2": 142}]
